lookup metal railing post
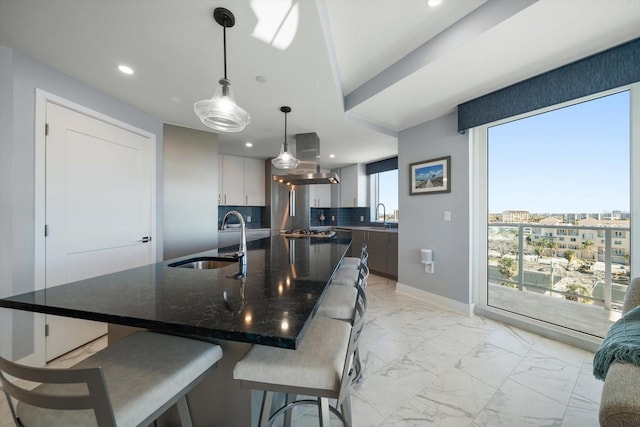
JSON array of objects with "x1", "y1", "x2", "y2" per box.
[
  {"x1": 604, "y1": 228, "x2": 612, "y2": 310},
  {"x1": 518, "y1": 225, "x2": 524, "y2": 291}
]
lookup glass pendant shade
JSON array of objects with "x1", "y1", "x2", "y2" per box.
[
  {"x1": 194, "y1": 78, "x2": 250, "y2": 132},
  {"x1": 194, "y1": 8, "x2": 250, "y2": 133},
  {"x1": 271, "y1": 106, "x2": 299, "y2": 169},
  {"x1": 272, "y1": 141, "x2": 299, "y2": 169}
]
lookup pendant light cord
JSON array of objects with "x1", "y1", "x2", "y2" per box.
[
  {"x1": 283, "y1": 111, "x2": 288, "y2": 150},
  {"x1": 223, "y1": 19, "x2": 228, "y2": 80}
]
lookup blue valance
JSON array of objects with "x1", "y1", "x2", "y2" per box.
[
  {"x1": 366, "y1": 157, "x2": 398, "y2": 175},
  {"x1": 457, "y1": 37, "x2": 640, "y2": 132}
]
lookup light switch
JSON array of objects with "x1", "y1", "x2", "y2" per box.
[{"x1": 444, "y1": 211, "x2": 451, "y2": 222}]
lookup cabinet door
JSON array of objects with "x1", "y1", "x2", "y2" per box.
[
  {"x1": 339, "y1": 164, "x2": 367, "y2": 207},
  {"x1": 243, "y1": 158, "x2": 265, "y2": 206},
  {"x1": 367, "y1": 231, "x2": 388, "y2": 274},
  {"x1": 340, "y1": 165, "x2": 356, "y2": 207},
  {"x1": 311, "y1": 184, "x2": 331, "y2": 207},
  {"x1": 218, "y1": 156, "x2": 224, "y2": 204},
  {"x1": 351, "y1": 230, "x2": 366, "y2": 258},
  {"x1": 387, "y1": 233, "x2": 398, "y2": 277},
  {"x1": 220, "y1": 155, "x2": 245, "y2": 205}
]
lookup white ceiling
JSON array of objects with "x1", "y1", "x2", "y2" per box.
[{"x1": 1, "y1": 0, "x2": 639, "y2": 169}]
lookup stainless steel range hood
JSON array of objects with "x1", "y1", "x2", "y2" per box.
[{"x1": 272, "y1": 133, "x2": 340, "y2": 185}]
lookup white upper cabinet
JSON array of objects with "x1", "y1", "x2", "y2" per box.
[
  {"x1": 243, "y1": 157, "x2": 265, "y2": 206},
  {"x1": 310, "y1": 168, "x2": 332, "y2": 207},
  {"x1": 219, "y1": 154, "x2": 265, "y2": 206},
  {"x1": 310, "y1": 184, "x2": 332, "y2": 207},
  {"x1": 339, "y1": 164, "x2": 367, "y2": 207}
]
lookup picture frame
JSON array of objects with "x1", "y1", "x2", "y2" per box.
[{"x1": 409, "y1": 156, "x2": 451, "y2": 195}]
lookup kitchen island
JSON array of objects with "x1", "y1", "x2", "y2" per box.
[{"x1": 0, "y1": 235, "x2": 351, "y2": 425}]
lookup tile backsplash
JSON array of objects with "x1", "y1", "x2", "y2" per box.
[
  {"x1": 218, "y1": 206, "x2": 267, "y2": 229},
  {"x1": 310, "y1": 207, "x2": 397, "y2": 228}
]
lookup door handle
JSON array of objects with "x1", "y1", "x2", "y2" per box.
[
  {"x1": 289, "y1": 190, "x2": 296, "y2": 217},
  {"x1": 139, "y1": 236, "x2": 152, "y2": 243}
]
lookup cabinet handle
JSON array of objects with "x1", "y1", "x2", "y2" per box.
[
  {"x1": 224, "y1": 194, "x2": 227, "y2": 204},
  {"x1": 354, "y1": 197, "x2": 356, "y2": 207},
  {"x1": 246, "y1": 195, "x2": 248, "y2": 205}
]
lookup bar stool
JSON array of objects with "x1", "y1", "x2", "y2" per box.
[
  {"x1": 332, "y1": 248, "x2": 368, "y2": 287},
  {"x1": 233, "y1": 285, "x2": 367, "y2": 427},
  {"x1": 339, "y1": 243, "x2": 367, "y2": 267},
  {"x1": 317, "y1": 264, "x2": 370, "y2": 322},
  {"x1": 0, "y1": 331, "x2": 223, "y2": 427}
]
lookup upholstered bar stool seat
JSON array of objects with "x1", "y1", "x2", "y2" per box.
[
  {"x1": 331, "y1": 267, "x2": 360, "y2": 287},
  {"x1": 316, "y1": 285, "x2": 358, "y2": 322},
  {"x1": 234, "y1": 316, "x2": 349, "y2": 393},
  {"x1": 2, "y1": 331, "x2": 223, "y2": 427},
  {"x1": 339, "y1": 257, "x2": 361, "y2": 267}
]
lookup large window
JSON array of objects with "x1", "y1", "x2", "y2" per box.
[
  {"x1": 370, "y1": 169, "x2": 398, "y2": 222},
  {"x1": 474, "y1": 86, "x2": 638, "y2": 341}
]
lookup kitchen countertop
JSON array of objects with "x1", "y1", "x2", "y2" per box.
[
  {"x1": 0, "y1": 236, "x2": 351, "y2": 349},
  {"x1": 334, "y1": 225, "x2": 399, "y2": 233}
]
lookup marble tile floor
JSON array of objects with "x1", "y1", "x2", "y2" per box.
[{"x1": 0, "y1": 274, "x2": 604, "y2": 426}]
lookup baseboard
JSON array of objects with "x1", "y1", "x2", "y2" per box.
[{"x1": 395, "y1": 282, "x2": 475, "y2": 316}]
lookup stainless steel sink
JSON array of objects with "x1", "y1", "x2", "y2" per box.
[{"x1": 168, "y1": 256, "x2": 237, "y2": 269}]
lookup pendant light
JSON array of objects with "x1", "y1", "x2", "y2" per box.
[
  {"x1": 194, "y1": 7, "x2": 250, "y2": 132},
  {"x1": 272, "y1": 106, "x2": 300, "y2": 169}
]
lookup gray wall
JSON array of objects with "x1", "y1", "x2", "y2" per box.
[
  {"x1": 398, "y1": 112, "x2": 471, "y2": 305},
  {"x1": 163, "y1": 124, "x2": 219, "y2": 259},
  {"x1": 0, "y1": 45, "x2": 164, "y2": 360}
]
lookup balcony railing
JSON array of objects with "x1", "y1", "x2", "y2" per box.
[{"x1": 488, "y1": 223, "x2": 631, "y2": 310}]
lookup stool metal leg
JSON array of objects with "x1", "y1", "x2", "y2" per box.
[
  {"x1": 259, "y1": 391, "x2": 274, "y2": 427},
  {"x1": 340, "y1": 394, "x2": 352, "y2": 427},
  {"x1": 284, "y1": 393, "x2": 295, "y2": 427},
  {"x1": 318, "y1": 397, "x2": 331, "y2": 427},
  {"x1": 176, "y1": 396, "x2": 194, "y2": 427}
]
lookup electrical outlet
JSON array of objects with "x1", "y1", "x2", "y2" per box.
[
  {"x1": 444, "y1": 211, "x2": 451, "y2": 222},
  {"x1": 331, "y1": 216, "x2": 335, "y2": 221},
  {"x1": 360, "y1": 216, "x2": 364, "y2": 222},
  {"x1": 247, "y1": 216, "x2": 251, "y2": 223}
]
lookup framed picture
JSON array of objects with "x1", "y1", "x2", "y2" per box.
[{"x1": 409, "y1": 156, "x2": 451, "y2": 195}]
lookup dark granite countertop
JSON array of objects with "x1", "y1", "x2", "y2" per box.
[{"x1": 0, "y1": 236, "x2": 351, "y2": 349}]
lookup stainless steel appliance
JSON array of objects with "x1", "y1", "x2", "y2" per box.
[
  {"x1": 271, "y1": 133, "x2": 340, "y2": 186},
  {"x1": 267, "y1": 133, "x2": 340, "y2": 233}
]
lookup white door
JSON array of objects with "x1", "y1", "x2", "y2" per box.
[{"x1": 45, "y1": 102, "x2": 153, "y2": 361}]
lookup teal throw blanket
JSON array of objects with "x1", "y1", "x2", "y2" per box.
[{"x1": 594, "y1": 305, "x2": 640, "y2": 380}]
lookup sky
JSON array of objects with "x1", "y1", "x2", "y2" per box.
[
  {"x1": 488, "y1": 90, "x2": 630, "y2": 213},
  {"x1": 378, "y1": 169, "x2": 398, "y2": 212}
]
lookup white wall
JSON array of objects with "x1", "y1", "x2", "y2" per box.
[
  {"x1": 0, "y1": 46, "x2": 164, "y2": 360},
  {"x1": 163, "y1": 124, "x2": 219, "y2": 259},
  {"x1": 397, "y1": 112, "x2": 471, "y2": 309}
]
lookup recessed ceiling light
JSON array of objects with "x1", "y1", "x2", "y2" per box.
[
  {"x1": 118, "y1": 64, "x2": 134, "y2": 75},
  {"x1": 245, "y1": 142, "x2": 253, "y2": 147},
  {"x1": 329, "y1": 154, "x2": 335, "y2": 158},
  {"x1": 427, "y1": 0, "x2": 442, "y2": 7}
]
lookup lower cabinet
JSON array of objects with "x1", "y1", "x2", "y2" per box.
[{"x1": 350, "y1": 229, "x2": 398, "y2": 279}]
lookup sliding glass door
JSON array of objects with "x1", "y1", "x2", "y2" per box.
[{"x1": 477, "y1": 87, "x2": 637, "y2": 339}]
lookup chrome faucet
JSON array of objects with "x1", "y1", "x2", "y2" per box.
[
  {"x1": 221, "y1": 210, "x2": 247, "y2": 268},
  {"x1": 376, "y1": 203, "x2": 387, "y2": 228}
]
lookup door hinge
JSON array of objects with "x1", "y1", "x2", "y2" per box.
[
  {"x1": 45, "y1": 324, "x2": 50, "y2": 337},
  {"x1": 44, "y1": 224, "x2": 49, "y2": 237},
  {"x1": 45, "y1": 123, "x2": 49, "y2": 136}
]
